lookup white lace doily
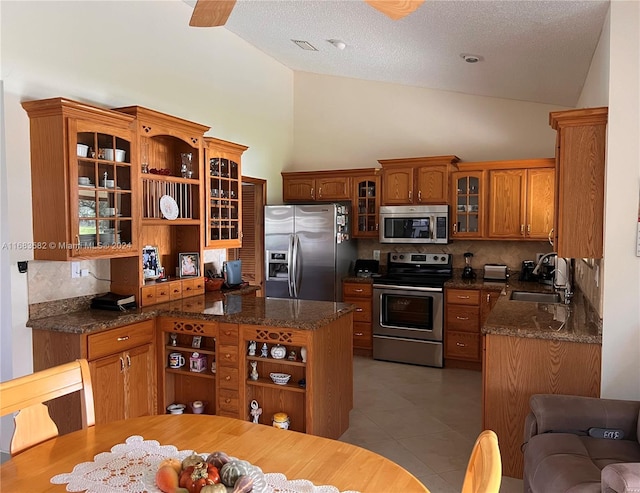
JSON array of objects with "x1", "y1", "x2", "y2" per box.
[{"x1": 50, "y1": 435, "x2": 359, "y2": 493}]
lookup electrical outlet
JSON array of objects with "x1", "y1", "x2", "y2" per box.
[
  {"x1": 373, "y1": 250, "x2": 380, "y2": 261},
  {"x1": 71, "y1": 262, "x2": 81, "y2": 278},
  {"x1": 80, "y1": 269, "x2": 90, "y2": 277}
]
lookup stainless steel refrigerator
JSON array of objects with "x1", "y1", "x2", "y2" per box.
[{"x1": 265, "y1": 204, "x2": 357, "y2": 302}]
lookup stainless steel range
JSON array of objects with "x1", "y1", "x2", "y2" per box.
[{"x1": 372, "y1": 252, "x2": 452, "y2": 367}]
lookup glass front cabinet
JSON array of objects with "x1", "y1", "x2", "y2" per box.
[
  {"x1": 451, "y1": 170, "x2": 486, "y2": 238},
  {"x1": 22, "y1": 98, "x2": 139, "y2": 260},
  {"x1": 352, "y1": 173, "x2": 381, "y2": 238},
  {"x1": 204, "y1": 137, "x2": 248, "y2": 249}
]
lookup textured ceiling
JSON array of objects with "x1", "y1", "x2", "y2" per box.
[{"x1": 217, "y1": 0, "x2": 610, "y2": 106}]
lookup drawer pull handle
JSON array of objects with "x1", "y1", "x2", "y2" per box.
[
  {"x1": 456, "y1": 342, "x2": 466, "y2": 347},
  {"x1": 117, "y1": 336, "x2": 130, "y2": 341},
  {"x1": 355, "y1": 332, "x2": 364, "y2": 336},
  {"x1": 354, "y1": 288, "x2": 363, "y2": 292},
  {"x1": 225, "y1": 376, "x2": 231, "y2": 381},
  {"x1": 457, "y1": 296, "x2": 470, "y2": 299},
  {"x1": 225, "y1": 354, "x2": 231, "y2": 359},
  {"x1": 119, "y1": 356, "x2": 125, "y2": 372},
  {"x1": 456, "y1": 316, "x2": 469, "y2": 320},
  {"x1": 225, "y1": 398, "x2": 231, "y2": 403},
  {"x1": 356, "y1": 308, "x2": 363, "y2": 312},
  {"x1": 486, "y1": 294, "x2": 491, "y2": 303},
  {"x1": 126, "y1": 354, "x2": 131, "y2": 367}
]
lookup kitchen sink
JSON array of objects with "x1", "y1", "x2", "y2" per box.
[{"x1": 510, "y1": 291, "x2": 562, "y2": 303}]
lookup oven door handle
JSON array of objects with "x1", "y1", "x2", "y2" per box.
[{"x1": 373, "y1": 284, "x2": 443, "y2": 293}]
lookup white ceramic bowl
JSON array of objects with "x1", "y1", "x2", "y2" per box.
[
  {"x1": 167, "y1": 403, "x2": 186, "y2": 414},
  {"x1": 77, "y1": 144, "x2": 89, "y2": 157},
  {"x1": 103, "y1": 148, "x2": 126, "y2": 162},
  {"x1": 270, "y1": 372, "x2": 291, "y2": 385},
  {"x1": 78, "y1": 176, "x2": 91, "y2": 186}
]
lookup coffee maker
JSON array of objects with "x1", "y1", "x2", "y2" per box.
[
  {"x1": 462, "y1": 252, "x2": 476, "y2": 279},
  {"x1": 519, "y1": 260, "x2": 538, "y2": 282}
]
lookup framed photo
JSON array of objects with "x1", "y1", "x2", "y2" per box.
[
  {"x1": 143, "y1": 245, "x2": 161, "y2": 280},
  {"x1": 179, "y1": 252, "x2": 200, "y2": 278},
  {"x1": 192, "y1": 336, "x2": 202, "y2": 349}
]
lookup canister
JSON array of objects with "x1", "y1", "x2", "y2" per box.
[{"x1": 272, "y1": 412, "x2": 290, "y2": 430}]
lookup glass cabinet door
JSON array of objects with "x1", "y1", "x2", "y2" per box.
[
  {"x1": 353, "y1": 176, "x2": 380, "y2": 238},
  {"x1": 452, "y1": 172, "x2": 484, "y2": 238},
  {"x1": 208, "y1": 156, "x2": 240, "y2": 245},
  {"x1": 75, "y1": 129, "x2": 134, "y2": 254}
]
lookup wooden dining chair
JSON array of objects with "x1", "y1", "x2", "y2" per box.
[
  {"x1": 0, "y1": 359, "x2": 95, "y2": 455},
  {"x1": 461, "y1": 429, "x2": 502, "y2": 493}
]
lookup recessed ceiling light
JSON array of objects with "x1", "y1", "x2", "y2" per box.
[
  {"x1": 461, "y1": 54, "x2": 482, "y2": 63},
  {"x1": 291, "y1": 40, "x2": 318, "y2": 51}
]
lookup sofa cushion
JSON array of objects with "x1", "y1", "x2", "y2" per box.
[
  {"x1": 602, "y1": 463, "x2": 640, "y2": 493},
  {"x1": 581, "y1": 436, "x2": 640, "y2": 469}
]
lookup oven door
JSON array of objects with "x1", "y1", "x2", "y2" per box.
[{"x1": 373, "y1": 284, "x2": 444, "y2": 342}]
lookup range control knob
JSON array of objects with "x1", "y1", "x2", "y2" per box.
[
  {"x1": 433, "y1": 255, "x2": 439, "y2": 261},
  {"x1": 392, "y1": 255, "x2": 398, "y2": 261},
  {"x1": 441, "y1": 256, "x2": 446, "y2": 261},
  {"x1": 399, "y1": 255, "x2": 405, "y2": 259}
]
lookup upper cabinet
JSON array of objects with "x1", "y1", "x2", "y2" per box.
[
  {"x1": 22, "y1": 98, "x2": 139, "y2": 260},
  {"x1": 282, "y1": 172, "x2": 350, "y2": 202},
  {"x1": 487, "y1": 160, "x2": 555, "y2": 240},
  {"x1": 550, "y1": 107, "x2": 607, "y2": 259},
  {"x1": 352, "y1": 171, "x2": 381, "y2": 238},
  {"x1": 379, "y1": 156, "x2": 459, "y2": 205},
  {"x1": 451, "y1": 169, "x2": 486, "y2": 238},
  {"x1": 204, "y1": 137, "x2": 248, "y2": 249}
]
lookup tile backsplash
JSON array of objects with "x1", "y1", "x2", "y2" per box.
[{"x1": 357, "y1": 239, "x2": 553, "y2": 272}]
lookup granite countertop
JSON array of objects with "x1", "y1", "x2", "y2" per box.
[{"x1": 27, "y1": 287, "x2": 355, "y2": 335}]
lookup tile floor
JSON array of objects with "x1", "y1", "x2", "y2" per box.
[{"x1": 339, "y1": 356, "x2": 523, "y2": 493}]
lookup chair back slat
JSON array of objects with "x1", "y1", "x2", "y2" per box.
[{"x1": 0, "y1": 359, "x2": 95, "y2": 455}]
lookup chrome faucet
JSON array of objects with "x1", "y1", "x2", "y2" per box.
[
  {"x1": 533, "y1": 252, "x2": 573, "y2": 304},
  {"x1": 532, "y1": 252, "x2": 557, "y2": 276}
]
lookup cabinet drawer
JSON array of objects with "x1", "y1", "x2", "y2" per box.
[
  {"x1": 346, "y1": 299, "x2": 372, "y2": 323},
  {"x1": 140, "y1": 286, "x2": 156, "y2": 307},
  {"x1": 88, "y1": 320, "x2": 154, "y2": 360},
  {"x1": 447, "y1": 305, "x2": 480, "y2": 332},
  {"x1": 169, "y1": 281, "x2": 183, "y2": 300},
  {"x1": 343, "y1": 283, "x2": 373, "y2": 298},
  {"x1": 218, "y1": 367, "x2": 239, "y2": 390},
  {"x1": 353, "y1": 322, "x2": 372, "y2": 349},
  {"x1": 218, "y1": 345, "x2": 238, "y2": 366},
  {"x1": 217, "y1": 409, "x2": 241, "y2": 419},
  {"x1": 155, "y1": 284, "x2": 171, "y2": 304},
  {"x1": 446, "y1": 289, "x2": 480, "y2": 305},
  {"x1": 182, "y1": 278, "x2": 204, "y2": 297},
  {"x1": 218, "y1": 389, "x2": 239, "y2": 412},
  {"x1": 446, "y1": 331, "x2": 481, "y2": 361},
  {"x1": 218, "y1": 324, "x2": 239, "y2": 345}
]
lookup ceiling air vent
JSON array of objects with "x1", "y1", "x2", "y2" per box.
[{"x1": 291, "y1": 40, "x2": 318, "y2": 51}]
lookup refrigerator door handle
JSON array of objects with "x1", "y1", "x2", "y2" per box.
[
  {"x1": 292, "y1": 234, "x2": 301, "y2": 298},
  {"x1": 287, "y1": 234, "x2": 294, "y2": 297}
]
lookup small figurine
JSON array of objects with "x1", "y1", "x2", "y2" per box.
[
  {"x1": 250, "y1": 399, "x2": 262, "y2": 424},
  {"x1": 210, "y1": 360, "x2": 216, "y2": 373},
  {"x1": 169, "y1": 334, "x2": 177, "y2": 347},
  {"x1": 248, "y1": 340, "x2": 257, "y2": 356},
  {"x1": 300, "y1": 346, "x2": 307, "y2": 363},
  {"x1": 260, "y1": 343, "x2": 268, "y2": 358},
  {"x1": 249, "y1": 361, "x2": 259, "y2": 381},
  {"x1": 288, "y1": 350, "x2": 297, "y2": 361}
]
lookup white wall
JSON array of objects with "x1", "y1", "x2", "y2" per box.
[
  {"x1": 600, "y1": 0, "x2": 640, "y2": 400},
  {"x1": 0, "y1": 0, "x2": 294, "y2": 445},
  {"x1": 292, "y1": 72, "x2": 568, "y2": 170}
]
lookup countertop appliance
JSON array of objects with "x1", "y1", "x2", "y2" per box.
[
  {"x1": 483, "y1": 264, "x2": 509, "y2": 281},
  {"x1": 379, "y1": 205, "x2": 449, "y2": 244},
  {"x1": 354, "y1": 259, "x2": 379, "y2": 278},
  {"x1": 265, "y1": 204, "x2": 357, "y2": 302},
  {"x1": 223, "y1": 260, "x2": 242, "y2": 287},
  {"x1": 372, "y1": 252, "x2": 453, "y2": 368},
  {"x1": 462, "y1": 252, "x2": 475, "y2": 279},
  {"x1": 519, "y1": 260, "x2": 538, "y2": 282}
]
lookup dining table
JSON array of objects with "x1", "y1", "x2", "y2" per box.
[{"x1": 0, "y1": 414, "x2": 430, "y2": 493}]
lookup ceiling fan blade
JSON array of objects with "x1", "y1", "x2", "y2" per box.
[
  {"x1": 189, "y1": 0, "x2": 237, "y2": 27},
  {"x1": 364, "y1": 0, "x2": 425, "y2": 20}
]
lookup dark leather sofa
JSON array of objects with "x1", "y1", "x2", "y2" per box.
[{"x1": 523, "y1": 394, "x2": 640, "y2": 493}]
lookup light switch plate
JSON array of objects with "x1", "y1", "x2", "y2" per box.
[
  {"x1": 71, "y1": 262, "x2": 81, "y2": 278},
  {"x1": 373, "y1": 250, "x2": 380, "y2": 261}
]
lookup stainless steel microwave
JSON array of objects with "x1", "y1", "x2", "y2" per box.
[{"x1": 379, "y1": 205, "x2": 449, "y2": 244}]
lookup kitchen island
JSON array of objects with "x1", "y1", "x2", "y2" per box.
[
  {"x1": 28, "y1": 289, "x2": 355, "y2": 441},
  {"x1": 479, "y1": 281, "x2": 602, "y2": 479}
]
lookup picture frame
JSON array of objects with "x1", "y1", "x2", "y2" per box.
[
  {"x1": 192, "y1": 335, "x2": 202, "y2": 349},
  {"x1": 179, "y1": 252, "x2": 200, "y2": 278},
  {"x1": 143, "y1": 245, "x2": 161, "y2": 280}
]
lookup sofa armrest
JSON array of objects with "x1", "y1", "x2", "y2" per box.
[
  {"x1": 528, "y1": 394, "x2": 640, "y2": 441},
  {"x1": 602, "y1": 463, "x2": 640, "y2": 493},
  {"x1": 524, "y1": 411, "x2": 538, "y2": 443}
]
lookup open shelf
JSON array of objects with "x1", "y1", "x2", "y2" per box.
[
  {"x1": 246, "y1": 355, "x2": 306, "y2": 368},
  {"x1": 246, "y1": 378, "x2": 306, "y2": 393}
]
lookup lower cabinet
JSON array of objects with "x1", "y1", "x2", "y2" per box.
[{"x1": 342, "y1": 281, "x2": 373, "y2": 354}]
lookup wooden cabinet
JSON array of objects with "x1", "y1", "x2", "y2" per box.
[
  {"x1": 481, "y1": 289, "x2": 500, "y2": 324},
  {"x1": 444, "y1": 288, "x2": 481, "y2": 368},
  {"x1": 379, "y1": 156, "x2": 459, "y2": 205},
  {"x1": 483, "y1": 334, "x2": 601, "y2": 478},
  {"x1": 240, "y1": 315, "x2": 353, "y2": 439},
  {"x1": 451, "y1": 169, "x2": 486, "y2": 238},
  {"x1": 31, "y1": 319, "x2": 157, "y2": 434},
  {"x1": 113, "y1": 106, "x2": 209, "y2": 303},
  {"x1": 352, "y1": 173, "x2": 381, "y2": 238},
  {"x1": 156, "y1": 317, "x2": 218, "y2": 416},
  {"x1": 488, "y1": 162, "x2": 555, "y2": 240},
  {"x1": 140, "y1": 278, "x2": 204, "y2": 307},
  {"x1": 204, "y1": 137, "x2": 248, "y2": 249},
  {"x1": 342, "y1": 281, "x2": 373, "y2": 353},
  {"x1": 216, "y1": 322, "x2": 242, "y2": 418},
  {"x1": 282, "y1": 172, "x2": 350, "y2": 202},
  {"x1": 22, "y1": 97, "x2": 139, "y2": 260},
  {"x1": 550, "y1": 107, "x2": 607, "y2": 258}
]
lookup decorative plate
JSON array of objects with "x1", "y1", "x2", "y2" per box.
[{"x1": 160, "y1": 195, "x2": 179, "y2": 220}]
